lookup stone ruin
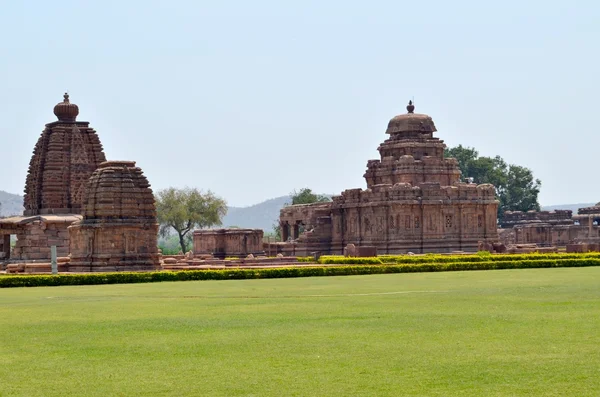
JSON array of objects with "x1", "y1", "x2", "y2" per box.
[
  {"x1": 274, "y1": 101, "x2": 499, "y2": 255},
  {"x1": 193, "y1": 228, "x2": 264, "y2": 259},
  {"x1": 68, "y1": 161, "x2": 160, "y2": 272},
  {"x1": 501, "y1": 210, "x2": 574, "y2": 228},
  {"x1": 498, "y1": 205, "x2": 600, "y2": 250},
  {"x1": 0, "y1": 93, "x2": 106, "y2": 261}
]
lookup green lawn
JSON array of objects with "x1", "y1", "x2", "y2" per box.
[{"x1": 0, "y1": 268, "x2": 599, "y2": 396}]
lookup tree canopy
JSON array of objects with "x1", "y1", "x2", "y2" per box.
[
  {"x1": 290, "y1": 188, "x2": 331, "y2": 205},
  {"x1": 445, "y1": 145, "x2": 541, "y2": 219},
  {"x1": 155, "y1": 187, "x2": 227, "y2": 253}
]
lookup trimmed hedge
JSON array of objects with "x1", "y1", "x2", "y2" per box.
[
  {"x1": 319, "y1": 256, "x2": 384, "y2": 265},
  {"x1": 319, "y1": 252, "x2": 600, "y2": 265},
  {"x1": 1, "y1": 257, "x2": 599, "y2": 288},
  {"x1": 296, "y1": 256, "x2": 315, "y2": 262}
]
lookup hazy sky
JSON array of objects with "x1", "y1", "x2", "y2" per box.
[{"x1": 0, "y1": 0, "x2": 598, "y2": 207}]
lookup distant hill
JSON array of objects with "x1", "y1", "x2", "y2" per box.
[
  {"x1": 222, "y1": 195, "x2": 292, "y2": 232},
  {"x1": 0, "y1": 191, "x2": 23, "y2": 217},
  {"x1": 541, "y1": 203, "x2": 596, "y2": 213}
]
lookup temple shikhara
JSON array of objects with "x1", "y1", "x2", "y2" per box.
[
  {"x1": 24, "y1": 93, "x2": 106, "y2": 216},
  {"x1": 0, "y1": 94, "x2": 159, "y2": 271},
  {"x1": 0, "y1": 94, "x2": 106, "y2": 261},
  {"x1": 68, "y1": 161, "x2": 160, "y2": 272},
  {"x1": 278, "y1": 101, "x2": 499, "y2": 255}
]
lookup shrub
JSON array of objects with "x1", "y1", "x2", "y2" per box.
[
  {"x1": 1, "y1": 256, "x2": 599, "y2": 289},
  {"x1": 296, "y1": 257, "x2": 315, "y2": 262},
  {"x1": 324, "y1": 252, "x2": 600, "y2": 265},
  {"x1": 319, "y1": 256, "x2": 383, "y2": 265}
]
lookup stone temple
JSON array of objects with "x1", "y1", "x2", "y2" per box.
[
  {"x1": 68, "y1": 161, "x2": 160, "y2": 272},
  {"x1": 0, "y1": 94, "x2": 106, "y2": 260},
  {"x1": 278, "y1": 101, "x2": 499, "y2": 255},
  {"x1": 0, "y1": 94, "x2": 161, "y2": 272}
]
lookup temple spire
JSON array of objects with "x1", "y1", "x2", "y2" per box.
[{"x1": 406, "y1": 100, "x2": 415, "y2": 114}]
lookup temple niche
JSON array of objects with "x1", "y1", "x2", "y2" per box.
[
  {"x1": 68, "y1": 161, "x2": 160, "y2": 272},
  {"x1": 277, "y1": 101, "x2": 499, "y2": 255},
  {"x1": 0, "y1": 94, "x2": 106, "y2": 260}
]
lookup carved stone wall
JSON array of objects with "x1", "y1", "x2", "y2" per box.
[
  {"x1": 513, "y1": 223, "x2": 600, "y2": 246},
  {"x1": 68, "y1": 161, "x2": 160, "y2": 271},
  {"x1": 193, "y1": 229, "x2": 264, "y2": 259},
  {"x1": 328, "y1": 182, "x2": 497, "y2": 254}
]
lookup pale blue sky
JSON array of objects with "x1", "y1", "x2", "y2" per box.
[{"x1": 0, "y1": 0, "x2": 598, "y2": 207}]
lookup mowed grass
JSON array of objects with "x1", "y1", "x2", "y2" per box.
[{"x1": 0, "y1": 268, "x2": 599, "y2": 396}]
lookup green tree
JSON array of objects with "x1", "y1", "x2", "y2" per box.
[
  {"x1": 290, "y1": 188, "x2": 330, "y2": 205},
  {"x1": 500, "y1": 165, "x2": 541, "y2": 214},
  {"x1": 444, "y1": 145, "x2": 541, "y2": 220},
  {"x1": 155, "y1": 187, "x2": 228, "y2": 254},
  {"x1": 445, "y1": 145, "x2": 479, "y2": 177},
  {"x1": 158, "y1": 234, "x2": 187, "y2": 255}
]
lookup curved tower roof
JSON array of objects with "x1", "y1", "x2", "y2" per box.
[
  {"x1": 23, "y1": 94, "x2": 106, "y2": 216},
  {"x1": 364, "y1": 101, "x2": 461, "y2": 187},
  {"x1": 385, "y1": 100, "x2": 437, "y2": 135},
  {"x1": 81, "y1": 160, "x2": 156, "y2": 221}
]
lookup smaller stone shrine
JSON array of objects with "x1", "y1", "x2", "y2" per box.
[
  {"x1": 68, "y1": 161, "x2": 160, "y2": 272},
  {"x1": 193, "y1": 228, "x2": 264, "y2": 259},
  {"x1": 500, "y1": 204, "x2": 600, "y2": 248}
]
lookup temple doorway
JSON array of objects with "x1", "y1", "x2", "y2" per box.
[{"x1": 0, "y1": 234, "x2": 13, "y2": 261}]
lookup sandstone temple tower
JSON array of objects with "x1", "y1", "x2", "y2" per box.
[
  {"x1": 68, "y1": 161, "x2": 160, "y2": 272},
  {"x1": 0, "y1": 94, "x2": 107, "y2": 261},
  {"x1": 24, "y1": 93, "x2": 106, "y2": 215},
  {"x1": 279, "y1": 101, "x2": 499, "y2": 254}
]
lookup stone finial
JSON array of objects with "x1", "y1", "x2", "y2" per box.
[
  {"x1": 53, "y1": 92, "x2": 79, "y2": 122},
  {"x1": 407, "y1": 100, "x2": 415, "y2": 114}
]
